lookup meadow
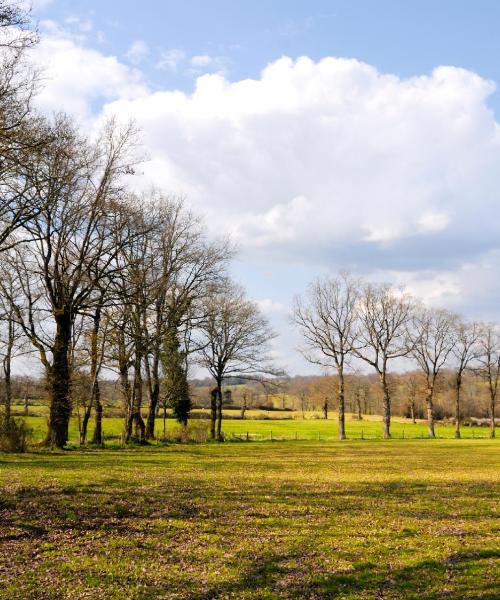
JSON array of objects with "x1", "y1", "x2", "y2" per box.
[
  {"x1": 17, "y1": 410, "x2": 495, "y2": 445},
  {"x1": 0, "y1": 440, "x2": 499, "y2": 599}
]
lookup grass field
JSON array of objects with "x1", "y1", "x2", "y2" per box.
[
  {"x1": 0, "y1": 440, "x2": 499, "y2": 599},
  {"x1": 18, "y1": 412, "x2": 494, "y2": 445}
]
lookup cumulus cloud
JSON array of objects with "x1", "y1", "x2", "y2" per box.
[
  {"x1": 29, "y1": 33, "x2": 500, "y2": 356},
  {"x1": 32, "y1": 23, "x2": 147, "y2": 122},
  {"x1": 101, "y1": 57, "x2": 500, "y2": 271}
]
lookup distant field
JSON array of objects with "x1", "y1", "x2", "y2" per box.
[
  {"x1": 19, "y1": 412, "x2": 493, "y2": 445},
  {"x1": 1, "y1": 440, "x2": 498, "y2": 599}
]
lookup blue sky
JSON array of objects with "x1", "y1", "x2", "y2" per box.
[
  {"x1": 37, "y1": 0, "x2": 500, "y2": 112},
  {"x1": 29, "y1": 1, "x2": 500, "y2": 374}
]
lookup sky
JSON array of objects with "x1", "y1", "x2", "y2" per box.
[{"x1": 25, "y1": 0, "x2": 500, "y2": 375}]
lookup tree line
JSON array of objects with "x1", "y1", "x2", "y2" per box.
[
  {"x1": 0, "y1": 1, "x2": 276, "y2": 448},
  {"x1": 293, "y1": 272, "x2": 499, "y2": 440},
  {"x1": 0, "y1": 2, "x2": 498, "y2": 448}
]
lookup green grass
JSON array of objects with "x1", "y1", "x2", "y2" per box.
[
  {"x1": 0, "y1": 440, "x2": 499, "y2": 599},
  {"x1": 20, "y1": 412, "x2": 493, "y2": 445}
]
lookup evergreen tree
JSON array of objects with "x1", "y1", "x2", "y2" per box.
[{"x1": 162, "y1": 323, "x2": 191, "y2": 426}]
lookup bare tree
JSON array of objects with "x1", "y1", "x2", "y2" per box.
[
  {"x1": 197, "y1": 281, "x2": 278, "y2": 441},
  {"x1": 1, "y1": 116, "x2": 139, "y2": 447},
  {"x1": 355, "y1": 283, "x2": 414, "y2": 438},
  {"x1": 0, "y1": 1, "x2": 48, "y2": 251},
  {"x1": 0, "y1": 260, "x2": 27, "y2": 421},
  {"x1": 144, "y1": 195, "x2": 229, "y2": 438},
  {"x1": 409, "y1": 307, "x2": 456, "y2": 438},
  {"x1": 477, "y1": 323, "x2": 500, "y2": 439},
  {"x1": 347, "y1": 373, "x2": 368, "y2": 421},
  {"x1": 403, "y1": 374, "x2": 420, "y2": 424},
  {"x1": 293, "y1": 272, "x2": 360, "y2": 440},
  {"x1": 451, "y1": 319, "x2": 480, "y2": 438}
]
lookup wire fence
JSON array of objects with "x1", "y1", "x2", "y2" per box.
[{"x1": 225, "y1": 427, "x2": 493, "y2": 442}]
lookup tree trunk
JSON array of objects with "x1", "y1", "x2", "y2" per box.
[
  {"x1": 45, "y1": 310, "x2": 72, "y2": 448},
  {"x1": 216, "y1": 381, "x2": 223, "y2": 441},
  {"x1": 80, "y1": 404, "x2": 92, "y2": 445},
  {"x1": 356, "y1": 391, "x2": 362, "y2": 421},
  {"x1": 409, "y1": 398, "x2": 416, "y2": 424},
  {"x1": 162, "y1": 401, "x2": 167, "y2": 440},
  {"x1": 145, "y1": 346, "x2": 160, "y2": 440},
  {"x1": 240, "y1": 393, "x2": 247, "y2": 419},
  {"x1": 81, "y1": 304, "x2": 102, "y2": 446},
  {"x1": 3, "y1": 353, "x2": 12, "y2": 422},
  {"x1": 454, "y1": 374, "x2": 462, "y2": 439},
  {"x1": 2, "y1": 318, "x2": 14, "y2": 422},
  {"x1": 126, "y1": 351, "x2": 146, "y2": 443},
  {"x1": 323, "y1": 398, "x2": 328, "y2": 420},
  {"x1": 380, "y1": 371, "x2": 391, "y2": 439},
  {"x1": 91, "y1": 380, "x2": 103, "y2": 445},
  {"x1": 23, "y1": 392, "x2": 28, "y2": 416},
  {"x1": 426, "y1": 384, "x2": 436, "y2": 438},
  {"x1": 210, "y1": 387, "x2": 217, "y2": 440},
  {"x1": 118, "y1": 332, "x2": 133, "y2": 443},
  {"x1": 146, "y1": 378, "x2": 160, "y2": 440},
  {"x1": 338, "y1": 371, "x2": 346, "y2": 440},
  {"x1": 490, "y1": 391, "x2": 496, "y2": 439}
]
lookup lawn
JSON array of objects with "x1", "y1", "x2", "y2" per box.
[{"x1": 0, "y1": 440, "x2": 499, "y2": 599}]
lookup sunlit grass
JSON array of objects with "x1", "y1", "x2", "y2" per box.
[
  {"x1": 20, "y1": 411, "x2": 492, "y2": 445},
  {"x1": 0, "y1": 440, "x2": 498, "y2": 599}
]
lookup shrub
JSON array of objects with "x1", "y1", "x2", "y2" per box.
[
  {"x1": 0, "y1": 417, "x2": 31, "y2": 452},
  {"x1": 167, "y1": 421, "x2": 209, "y2": 443}
]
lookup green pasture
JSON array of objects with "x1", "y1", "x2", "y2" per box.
[
  {"x1": 0, "y1": 440, "x2": 498, "y2": 599},
  {"x1": 19, "y1": 412, "x2": 493, "y2": 445}
]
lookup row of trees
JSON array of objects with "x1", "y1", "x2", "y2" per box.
[
  {"x1": 0, "y1": 2, "x2": 277, "y2": 447},
  {"x1": 294, "y1": 272, "x2": 499, "y2": 439}
]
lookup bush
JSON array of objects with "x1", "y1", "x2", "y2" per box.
[
  {"x1": 167, "y1": 421, "x2": 209, "y2": 443},
  {"x1": 0, "y1": 417, "x2": 31, "y2": 452}
]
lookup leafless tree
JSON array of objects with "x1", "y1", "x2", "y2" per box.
[
  {"x1": 0, "y1": 1, "x2": 49, "y2": 251},
  {"x1": 143, "y1": 194, "x2": 229, "y2": 438},
  {"x1": 355, "y1": 283, "x2": 414, "y2": 438},
  {"x1": 409, "y1": 307, "x2": 456, "y2": 438},
  {"x1": 293, "y1": 272, "x2": 360, "y2": 440},
  {"x1": 197, "y1": 281, "x2": 278, "y2": 441},
  {"x1": 451, "y1": 318, "x2": 480, "y2": 438},
  {"x1": 347, "y1": 373, "x2": 368, "y2": 421},
  {"x1": 403, "y1": 374, "x2": 420, "y2": 424},
  {"x1": 476, "y1": 323, "x2": 500, "y2": 439},
  {"x1": 1, "y1": 116, "x2": 139, "y2": 447},
  {"x1": 0, "y1": 257, "x2": 27, "y2": 421}
]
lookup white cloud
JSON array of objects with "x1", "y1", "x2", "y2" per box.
[
  {"x1": 190, "y1": 54, "x2": 212, "y2": 68},
  {"x1": 156, "y1": 48, "x2": 185, "y2": 71},
  {"x1": 101, "y1": 57, "x2": 500, "y2": 272},
  {"x1": 64, "y1": 16, "x2": 93, "y2": 33},
  {"x1": 27, "y1": 36, "x2": 500, "y2": 360},
  {"x1": 256, "y1": 298, "x2": 288, "y2": 315},
  {"x1": 188, "y1": 54, "x2": 229, "y2": 76},
  {"x1": 32, "y1": 23, "x2": 147, "y2": 122},
  {"x1": 24, "y1": 0, "x2": 54, "y2": 11},
  {"x1": 416, "y1": 210, "x2": 450, "y2": 234},
  {"x1": 125, "y1": 39, "x2": 149, "y2": 65}
]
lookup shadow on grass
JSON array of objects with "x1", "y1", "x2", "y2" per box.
[
  {"x1": 184, "y1": 547, "x2": 500, "y2": 599},
  {"x1": 1, "y1": 461, "x2": 499, "y2": 599}
]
